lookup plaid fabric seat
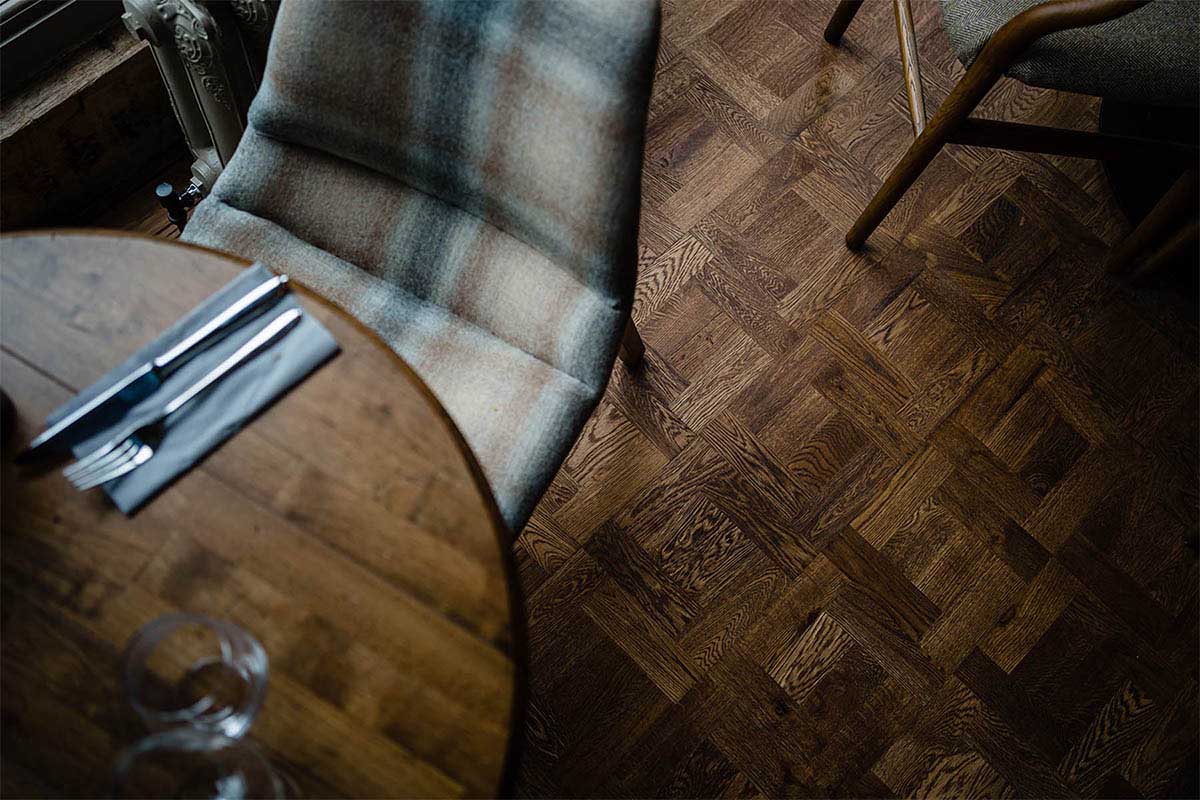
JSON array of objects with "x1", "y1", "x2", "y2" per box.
[
  {"x1": 184, "y1": 0, "x2": 660, "y2": 531},
  {"x1": 940, "y1": 0, "x2": 1199, "y2": 107}
]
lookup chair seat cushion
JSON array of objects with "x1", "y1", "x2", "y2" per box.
[
  {"x1": 184, "y1": 131, "x2": 623, "y2": 530},
  {"x1": 940, "y1": 0, "x2": 1200, "y2": 106}
]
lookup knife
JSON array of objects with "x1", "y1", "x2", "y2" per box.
[{"x1": 17, "y1": 273, "x2": 290, "y2": 465}]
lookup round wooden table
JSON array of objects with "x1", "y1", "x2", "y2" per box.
[{"x1": 0, "y1": 232, "x2": 521, "y2": 798}]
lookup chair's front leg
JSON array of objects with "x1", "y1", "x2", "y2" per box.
[
  {"x1": 845, "y1": 72, "x2": 986, "y2": 249},
  {"x1": 824, "y1": 0, "x2": 865, "y2": 45},
  {"x1": 619, "y1": 318, "x2": 645, "y2": 369}
]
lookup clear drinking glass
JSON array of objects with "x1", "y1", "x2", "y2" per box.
[
  {"x1": 111, "y1": 729, "x2": 288, "y2": 799},
  {"x1": 121, "y1": 614, "x2": 268, "y2": 739}
]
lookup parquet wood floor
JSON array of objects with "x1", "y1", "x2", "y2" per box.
[
  {"x1": 510, "y1": 2, "x2": 1198, "y2": 797},
  {"x1": 101, "y1": 2, "x2": 1198, "y2": 797}
]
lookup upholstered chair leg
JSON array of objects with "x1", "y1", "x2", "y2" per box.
[
  {"x1": 1106, "y1": 170, "x2": 1198, "y2": 277},
  {"x1": 824, "y1": 0, "x2": 865, "y2": 45},
  {"x1": 619, "y1": 318, "x2": 645, "y2": 369}
]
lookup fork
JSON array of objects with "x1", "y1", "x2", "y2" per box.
[{"x1": 65, "y1": 308, "x2": 303, "y2": 491}]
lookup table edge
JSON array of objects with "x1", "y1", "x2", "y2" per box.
[{"x1": 1, "y1": 227, "x2": 531, "y2": 796}]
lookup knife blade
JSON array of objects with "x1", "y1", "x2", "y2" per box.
[{"x1": 16, "y1": 273, "x2": 290, "y2": 465}]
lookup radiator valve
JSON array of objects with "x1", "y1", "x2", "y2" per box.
[{"x1": 156, "y1": 181, "x2": 204, "y2": 233}]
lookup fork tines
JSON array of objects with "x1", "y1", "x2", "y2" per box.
[{"x1": 65, "y1": 440, "x2": 153, "y2": 490}]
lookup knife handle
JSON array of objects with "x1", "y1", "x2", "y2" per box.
[
  {"x1": 162, "y1": 308, "x2": 303, "y2": 416},
  {"x1": 153, "y1": 274, "x2": 289, "y2": 377}
]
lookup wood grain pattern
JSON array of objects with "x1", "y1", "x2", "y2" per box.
[
  {"x1": 0, "y1": 233, "x2": 519, "y2": 798},
  {"x1": 91, "y1": 2, "x2": 1197, "y2": 797}
]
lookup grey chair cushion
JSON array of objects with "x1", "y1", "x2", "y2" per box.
[
  {"x1": 940, "y1": 0, "x2": 1200, "y2": 106},
  {"x1": 183, "y1": 0, "x2": 660, "y2": 532}
]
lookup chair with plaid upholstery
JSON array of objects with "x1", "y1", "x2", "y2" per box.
[{"x1": 183, "y1": 0, "x2": 661, "y2": 533}]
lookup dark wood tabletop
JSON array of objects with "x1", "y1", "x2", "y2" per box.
[{"x1": 0, "y1": 231, "x2": 521, "y2": 798}]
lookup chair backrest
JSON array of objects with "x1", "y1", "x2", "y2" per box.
[{"x1": 248, "y1": 0, "x2": 660, "y2": 296}]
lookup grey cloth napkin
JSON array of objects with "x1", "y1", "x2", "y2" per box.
[{"x1": 46, "y1": 264, "x2": 339, "y2": 514}]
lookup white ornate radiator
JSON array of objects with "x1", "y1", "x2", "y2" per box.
[{"x1": 122, "y1": 0, "x2": 276, "y2": 221}]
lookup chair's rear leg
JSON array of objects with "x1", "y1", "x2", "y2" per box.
[
  {"x1": 1106, "y1": 170, "x2": 1198, "y2": 276},
  {"x1": 619, "y1": 318, "x2": 645, "y2": 369},
  {"x1": 1128, "y1": 217, "x2": 1199, "y2": 285},
  {"x1": 824, "y1": 0, "x2": 865, "y2": 45}
]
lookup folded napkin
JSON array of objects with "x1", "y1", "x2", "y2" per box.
[{"x1": 46, "y1": 264, "x2": 339, "y2": 514}]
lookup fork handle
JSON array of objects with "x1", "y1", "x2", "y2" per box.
[{"x1": 162, "y1": 309, "x2": 303, "y2": 416}]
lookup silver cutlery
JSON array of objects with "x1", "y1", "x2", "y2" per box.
[
  {"x1": 65, "y1": 308, "x2": 303, "y2": 491},
  {"x1": 18, "y1": 274, "x2": 290, "y2": 466}
]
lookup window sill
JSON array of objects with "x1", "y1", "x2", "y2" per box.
[
  {"x1": 1, "y1": 20, "x2": 186, "y2": 229},
  {"x1": 2, "y1": 20, "x2": 140, "y2": 139}
]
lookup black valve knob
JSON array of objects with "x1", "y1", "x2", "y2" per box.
[
  {"x1": 156, "y1": 182, "x2": 189, "y2": 233},
  {"x1": 156, "y1": 182, "x2": 203, "y2": 234}
]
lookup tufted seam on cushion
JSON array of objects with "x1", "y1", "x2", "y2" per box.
[
  {"x1": 194, "y1": 193, "x2": 599, "y2": 397},
  {"x1": 246, "y1": 125, "x2": 624, "y2": 309},
  {"x1": 221, "y1": 126, "x2": 623, "y2": 392}
]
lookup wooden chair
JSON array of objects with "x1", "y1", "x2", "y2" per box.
[{"x1": 824, "y1": 0, "x2": 1199, "y2": 280}]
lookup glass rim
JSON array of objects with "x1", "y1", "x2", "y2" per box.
[{"x1": 120, "y1": 612, "x2": 268, "y2": 738}]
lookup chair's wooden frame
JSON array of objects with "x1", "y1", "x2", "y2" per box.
[
  {"x1": 825, "y1": 0, "x2": 1199, "y2": 278},
  {"x1": 1104, "y1": 169, "x2": 1199, "y2": 280}
]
